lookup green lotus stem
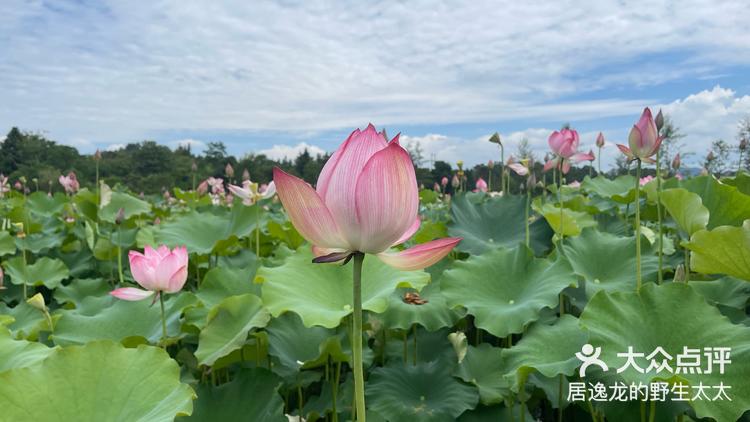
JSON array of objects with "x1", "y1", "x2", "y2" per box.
[
  {"x1": 332, "y1": 361, "x2": 341, "y2": 422},
  {"x1": 412, "y1": 324, "x2": 417, "y2": 365},
  {"x1": 298, "y1": 386, "x2": 304, "y2": 417},
  {"x1": 255, "y1": 203, "x2": 261, "y2": 257},
  {"x1": 117, "y1": 226, "x2": 125, "y2": 286},
  {"x1": 519, "y1": 377, "x2": 526, "y2": 422},
  {"x1": 402, "y1": 330, "x2": 408, "y2": 362},
  {"x1": 586, "y1": 393, "x2": 597, "y2": 422},
  {"x1": 648, "y1": 400, "x2": 656, "y2": 422},
  {"x1": 597, "y1": 146, "x2": 602, "y2": 175},
  {"x1": 558, "y1": 374, "x2": 563, "y2": 422},
  {"x1": 351, "y1": 252, "x2": 366, "y2": 422},
  {"x1": 525, "y1": 186, "x2": 530, "y2": 247},
  {"x1": 21, "y1": 247, "x2": 27, "y2": 299},
  {"x1": 684, "y1": 247, "x2": 690, "y2": 284},
  {"x1": 635, "y1": 159, "x2": 643, "y2": 291},
  {"x1": 159, "y1": 293, "x2": 167, "y2": 347},
  {"x1": 656, "y1": 151, "x2": 663, "y2": 284}
]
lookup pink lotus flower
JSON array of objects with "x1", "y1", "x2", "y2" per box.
[
  {"x1": 110, "y1": 245, "x2": 188, "y2": 301},
  {"x1": 197, "y1": 180, "x2": 209, "y2": 195},
  {"x1": 639, "y1": 175, "x2": 654, "y2": 186},
  {"x1": 508, "y1": 162, "x2": 529, "y2": 176},
  {"x1": 475, "y1": 177, "x2": 488, "y2": 192},
  {"x1": 596, "y1": 132, "x2": 605, "y2": 148},
  {"x1": 228, "y1": 180, "x2": 277, "y2": 206},
  {"x1": 543, "y1": 129, "x2": 594, "y2": 174},
  {"x1": 440, "y1": 176, "x2": 448, "y2": 187},
  {"x1": 617, "y1": 108, "x2": 662, "y2": 163},
  {"x1": 568, "y1": 180, "x2": 581, "y2": 188},
  {"x1": 273, "y1": 124, "x2": 461, "y2": 270},
  {"x1": 58, "y1": 172, "x2": 79, "y2": 194},
  {"x1": 206, "y1": 177, "x2": 224, "y2": 194}
]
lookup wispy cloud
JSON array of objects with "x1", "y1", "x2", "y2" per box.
[{"x1": 257, "y1": 142, "x2": 326, "y2": 161}]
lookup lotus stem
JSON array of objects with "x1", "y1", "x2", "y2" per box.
[
  {"x1": 684, "y1": 246, "x2": 690, "y2": 284},
  {"x1": 519, "y1": 377, "x2": 526, "y2": 422},
  {"x1": 648, "y1": 400, "x2": 656, "y2": 422},
  {"x1": 656, "y1": 151, "x2": 663, "y2": 284},
  {"x1": 332, "y1": 361, "x2": 341, "y2": 422},
  {"x1": 255, "y1": 203, "x2": 261, "y2": 257},
  {"x1": 597, "y1": 146, "x2": 602, "y2": 175},
  {"x1": 412, "y1": 324, "x2": 418, "y2": 366},
  {"x1": 117, "y1": 226, "x2": 125, "y2": 286},
  {"x1": 635, "y1": 159, "x2": 642, "y2": 291},
  {"x1": 351, "y1": 252, "x2": 366, "y2": 422},
  {"x1": 159, "y1": 293, "x2": 168, "y2": 347},
  {"x1": 525, "y1": 185, "x2": 530, "y2": 247}
]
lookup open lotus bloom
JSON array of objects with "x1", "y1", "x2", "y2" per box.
[
  {"x1": 110, "y1": 245, "x2": 188, "y2": 301},
  {"x1": 273, "y1": 124, "x2": 461, "y2": 271},
  {"x1": 228, "y1": 180, "x2": 276, "y2": 205},
  {"x1": 543, "y1": 129, "x2": 594, "y2": 174},
  {"x1": 617, "y1": 107, "x2": 662, "y2": 163},
  {"x1": 58, "y1": 172, "x2": 79, "y2": 194}
]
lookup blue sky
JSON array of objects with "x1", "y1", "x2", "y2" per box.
[{"x1": 2, "y1": 0, "x2": 750, "y2": 169}]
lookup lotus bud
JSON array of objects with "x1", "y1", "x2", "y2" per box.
[
  {"x1": 488, "y1": 132, "x2": 502, "y2": 146},
  {"x1": 433, "y1": 182, "x2": 440, "y2": 192},
  {"x1": 475, "y1": 178, "x2": 488, "y2": 192},
  {"x1": 448, "y1": 332, "x2": 468, "y2": 364},
  {"x1": 655, "y1": 109, "x2": 664, "y2": 133},
  {"x1": 596, "y1": 132, "x2": 605, "y2": 148},
  {"x1": 674, "y1": 264, "x2": 686, "y2": 283},
  {"x1": 191, "y1": 160, "x2": 198, "y2": 172},
  {"x1": 94, "y1": 149, "x2": 102, "y2": 161},
  {"x1": 197, "y1": 179, "x2": 209, "y2": 195},
  {"x1": 115, "y1": 207, "x2": 126, "y2": 225},
  {"x1": 587, "y1": 149, "x2": 595, "y2": 161},
  {"x1": 527, "y1": 172, "x2": 537, "y2": 191},
  {"x1": 225, "y1": 163, "x2": 235, "y2": 178},
  {"x1": 672, "y1": 153, "x2": 681, "y2": 170},
  {"x1": 441, "y1": 176, "x2": 448, "y2": 187},
  {"x1": 27, "y1": 293, "x2": 47, "y2": 312},
  {"x1": 740, "y1": 139, "x2": 748, "y2": 152},
  {"x1": 488, "y1": 160, "x2": 495, "y2": 169},
  {"x1": 14, "y1": 181, "x2": 22, "y2": 191},
  {"x1": 242, "y1": 169, "x2": 250, "y2": 181},
  {"x1": 451, "y1": 174, "x2": 460, "y2": 188}
]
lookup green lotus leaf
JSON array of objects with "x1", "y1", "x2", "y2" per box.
[
  {"x1": 457, "y1": 404, "x2": 534, "y2": 422},
  {"x1": 367, "y1": 361, "x2": 479, "y2": 422},
  {"x1": 722, "y1": 171, "x2": 750, "y2": 196},
  {"x1": 99, "y1": 191, "x2": 152, "y2": 223},
  {"x1": 563, "y1": 229, "x2": 659, "y2": 298},
  {"x1": 448, "y1": 194, "x2": 553, "y2": 256},
  {"x1": 155, "y1": 204, "x2": 261, "y2": 255},
  {"x1": 383, "y1": 327, "x2": 455, "y2": 366},
  {"x1": 0, "y1": 231, "x2": 17, "y2": 256},
  {"x1": 266, "y1": 312, "x2": 349, "y2": 371},
  {"x1": 0, "y1": 327, "x2": 57, "y2": 372},
  {"x1": 26, "y1": 192, "x2": 67, "y2": 217},
  {"x1": 441, "y1": 245, "x2": 576, "y2": 337},
  {"x1": 52, "y1": 277, "x2": 111, "y2": 313},
  {"x1": 665, "y1": 175, "x2": 750, "y2": 229},
  {"x1": 688, "y1": 276, "x2": 750, "y2": 309},
  {"x1": 579, "y1": 283, "x2": 750, "y2": 422},
  {"x1": 686, "y1": 221, "x2": 750, "y2": 281},
  {"x1": 413, "y1": 220, "x2": 448, "y2": 245},
  {"x1": 501, "y1": 315, "x2": 586, "y2": 391},
  {"x1": 454, "y1": 344, "x2": 511, "y2": 405},
  {"x1": 0, "y1": 341, "x2": 195, "y2": 421},
  {"x1": 259, "y1": 247, "x2": 429, "y2": 328},
  {"x1": 15, "y1": 230, "x2": 66, "y2": 253},
  {"x1": 0, "y1": 302, "x2": 49, "y2": 340},
  {"x1": 196, "y1": 266, "x2": 260, "y2": 309},
  {"x1": 581, "y1": 175, "x2": 637, "y2": 203},
  {"x1": 3, "y1": 256, "x2": 69, "y2": 288},
  {"x1": 660, "y1": 188, "x2": 709, "y2": 235},
  {"x1": 52, "y1": 292, "x2": 198, "y2": 346},
  {"x1": 534, "y1": 202, "x2": 597, "y2": 237},
  {"x1": 380, "y1": 280, "x2": 460, "y2": 332},
  {"x1": 183, "y1": 368, "x2": 285, "y2": 422},
  {"x1": 195, "y1": 293, "x2": 271, "y2": 366}
]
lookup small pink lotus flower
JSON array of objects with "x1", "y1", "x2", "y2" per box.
[
  {"x1": 568, "y1": 180, "x2": 581, "y2": 188},
  {"x1": 475, "y1": 177, "x2": 488, "y2": 192},
  {"x1": 441, "y1": 176, "x2": 448, "y2": 187},
  {"x1": 617, "y1": 108, "x2": 662, "y2": 163},
  {"x1": 110, "y1": 245, "x2": 188, "y2": 301},
  {"x1": 228, "y1": 180, "x2": 277, "y2": 206},
  {"x1": 197, "y1": 180, "x2": 209, "y2": 195},
  {"x1": 639, "y1": 175, "x2": 654, "y2": 186},
  {"x1": 596, "y1": 132, "x2": 605, "y2": 148},
  {"x1": 273, "y1": 124, "x2": 461, "y2": 270},
  {"x1": 206, "y1": 177, "x2": 224, "y2": 195},
  {"x1": 508, "y1": 162, "x2": 529, "y2": 176},
  {"x1": 58, "y1": 172, "x2": 79, "y2": 194},
  {"x1": 543, "y1": 129, "x2": 594, "y2": 174}
]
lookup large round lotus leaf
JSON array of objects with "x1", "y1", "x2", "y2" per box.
[
  {"x1": 534, "y1": 202, "x2": 597, "y2": 237},
  {"x1": 52, "y1": 277, "x2": 111, "y2": 314},
  {"x1": 441, "y1": 246, "x2": 576, "y2": 337},
  {"x1": 99, "y1": 191, "x2": 152, "y2": 223},
  {"x1": 580, "y1": 283, "x2": 750, "y2": 422},
  {"x1": 457, "y1": 404, "x2": 534, "y2": 422},
  {"x1": 195, "y1": 294, "x2": 271, "y2": 366},
  {"x1": 3, "y1": 256, "x2": 69, "y2": 288},
  {"x1": 448, "y1": 194, "x2": 553, "y2": 256},
  {"x1": 0, "y1": 231, "x2": 16, "y2": 256},
  {"x1": 664, "y1": 175, "x2": 750, "y2": 229},
  {"x1": 501, "y1": 315, "x2": 586, "y2": 391},
  {"x1": 52, "y1": 292, "x2": 197, "y2": 346},
  {"x1": 383, "y1": 327, "x2": 455, "y2": 366},
  {"x1": 258, "y1": 248, "x2": 429, "y2": 328},
  {"x1": 660, "y1": 188, "x2": 709, "y2": 236},
  {"x1": 563, "y1": 229, "x2": 659, "y2": 298},
  {"x1": 380, "y1": 280, "x2": 460, "y2": 331},
  {"x1": 581, "y1": 175, "x2": 637, "y2": 203},
  {"x1": 15, "y1": 230, "x2": 66, "y2": 253},
  {"x1": 367, "y1": 361, "x2": 479, "y2": 422},
  {"x1": 688, "y1": 277, "x2": 750, "y2": 309},
  {"x1": 155, "y1": 205, "x2": 261, "y2": 255},
  {"x1": 0, "y1": 327, "x2": 57, "y2": 371},
  {"x1": 0, "y1": 302, "x2": 48, "y2": 340},
  {"x1": 723, "y1": 171, "x2": 750, "y2": 195},
  {"x1": 266, "y1": 312, "x2": 348, "y2": 371},
  {"x1": 26, "y1": 192, "x2": 67, "y2": 217},
  {"x1": 687, "y1": 221, "x2": 750, "y2": 281},
  {"x1": 0, "y1": 341, "x2": 195, "y2": 421},
  {"x1": 196, "y1": 267, "x2": 259, "y2": 309},
  {"x1": 454, "y1": 344, "x2": 511, "y2": 405},
  {"x1": 183, "y1": 368, "x2": 285, "y2": 422}
]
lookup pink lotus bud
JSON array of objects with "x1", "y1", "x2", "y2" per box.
[
  {"x1": 272, "y1": 124, "x2": 461, "y2": 270},
  {"x1": 197, "y1": 180, "x2": 209, "y2": 195},
  {"x1": 655, "y1": 109, "x2": 664, "y2": 132},
  {"x1": 433, "y1": 182, "x2": 441, "y2": 192},
  {"x1": 487, "y1": 160, "x2": 495, "y2": 169},
  {"x1": 110, "y1": 245, "x2": 188, "y2": 301},
  {"x1": 441, "y1": 176, "x2": 448, "y2": 187},
  {"x1": 596, "y1": 132, "x2": 605, "y2": 148},
  {"x1": 242, "y1": 169, "x2": 250, "y2": 181},
  {"x1": 475, "y1": 178, "x2": 488, "y2": 192},
  {"x1": 191, "y1": 160, "x2": 198, "y2": 172},
  {"x1": 618, "y1": 108, "x2": 662, "y2": 163},
  {"x1": 225, "y1": 163, "x2": 234, "y2": 178},
  {"x1": 672, "y1": 153, "x2": 681, "y2": 170},
  {"x1": 451, "y1": 174, "x2": 460, "y2": 188},
  {"x1": 587, "y1": 149, "x2": 595, "y2": 161}
]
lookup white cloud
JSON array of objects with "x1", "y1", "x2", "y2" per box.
[
  {"x1": 0, "y1": 0, "x2": 749, "y2": 145},
  {"x1": 106, "y1": 143, "x2": 125, "y2": 151},
  {"x1": 257, "y1": 142, "x2": 326, "y2": 161},
  {"x1": 170, "y1": 138, "x2": 206, "y2": 152}
]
